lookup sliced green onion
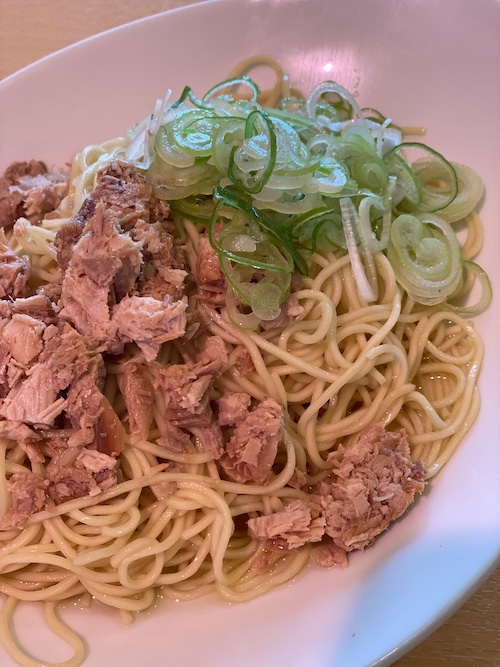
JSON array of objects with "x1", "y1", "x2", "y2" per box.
[
  {"x1": 361, "y1": 107, "x2": 388, "y2": 124},
  {"x1": 266, "y1": 105, "x2": 315, "y2": 131},
  {"x1": 171, "y1": 85, "x2": 195, "y2": 108},
  {"x1": 387, "y1": 212, "x2": 462, "y2": 305},
  {"x1": 171, "y1": 195, "x2": 215, "y2": 222},
  {"x1": 309, "y1": 213, "x2": 346, "y2": 251},
  {"x1": 384, "y1": 152, "x2": 422, "y2": 207},
  {"x1": 445, "y1": 260, "x2": 492, "y2": 316},
  {"x1": 435, "y1": 162, "x2": 484, "y2": 223},
  {"x1": 219, "y1": 255, "x2": 291, "y2": 316},
  {"x1": 253, "y1": 190, "x2": 324, "y2": 215},
  {"x1": 211, "y1": 118, "x2": 246, "y2": 174},
  {"x1": 228, "y1": 110, "x2": 277, "y2": 193},
  {"x1": 357, "y1": 176, "x2": 396, "y2": 253},
  {"x1": 155, "y1": 125, "x2": 195, "y2": 168},
  {"x1": 340, "y1": 197, "x2": 378, "y2": 302},
  {"x1": 139, "y1": 73, "x2": 489, "y2": 324},
  {"x1": 388, "y1": 142, "x2": 458, "y2": 213},
  {"x1": 358, "y1": 195, "x2": 388, "y2": 252},
  {"x1": 202, "y1": 76, "x2": 261, "y2": 104},
  {"x1": 213, "y1": 186, "x2": 308, "y2": 275},
  {"x1": 147, "y1": 158, "x2": 220, "y2": 200},
  {"x1": 208, "y1": 200, "x2": 291, "y2": 277},
  {"x1": 306, "y1": 81, "x2": 365, "y2": 126},
  {"x1": 349, "y1": 154, "x2": 388, "y2": 194},
  {"x1": 224, "y1": 288, "x2": 261, "y2": 330},
  {"x1": 169, "y1": 110, "x2": 220, "y2": 158},
  {"x1": 249, "y1": 282, "x2": 283, "y2": 320}
]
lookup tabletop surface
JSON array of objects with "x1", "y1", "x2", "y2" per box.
[{"x1": 0, "y1": 1, "x2": 499, "y2": 666}]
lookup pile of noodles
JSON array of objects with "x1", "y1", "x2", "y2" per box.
[{"x1": 0, "y1": 56, "x2": 485, "y2": 667}]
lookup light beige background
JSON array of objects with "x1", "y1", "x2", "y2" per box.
[{"x1": 0, "y1": 1, "x2": 498, "y2": 666}]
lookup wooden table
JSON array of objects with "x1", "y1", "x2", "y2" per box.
[{"x1": 0, "y1": 1, "x2": 499, "y2": 665}]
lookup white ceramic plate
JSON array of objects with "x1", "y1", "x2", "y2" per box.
[{"x1": 1, "y1": 1, "x2": 499, "y2": 665}]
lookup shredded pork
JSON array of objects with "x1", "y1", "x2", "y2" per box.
[
  {"x1": 0, "y1": 156, "x2": 427, "y2": 576},
  {"x1": 0, "y1": 160, "x2": 68, "y2": 229},
  {"x1": 219, "y1": 397, "x2": 285, "y2": 485},
  {"x1": 247, "y1": 425, "x2": 426, "y2": 565},
  {"x1": 0, "y1": 159, "x2": 189, "y2": 521}
]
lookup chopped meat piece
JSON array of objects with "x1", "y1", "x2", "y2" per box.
[
  {"x1": 0, "y1": 230, "x2": 31, "y2": 299},
  {"x1": 130, "y1": 219, "x2": 187, "y2": 300},
  {"x1": 196, "y1": 335, "x2": 228, "y2": 366},
  {"x1": 18, "y1": 439, "x2": 45, "y2": 464},
  {"x1": 112, "y1": 295, "x2": 187, "y2": 361},
  {"x1": 54, "y1": 196, "x2": 96, "y2": 270},
  {"x1": 0, "y1": 320, "x2": 113, "y2": 458},
  {"x1": 157, "y1": 360, "x2": 213, "y2": 424},
  {"x1": 93, "y1": 468, "x2": 119, "y2": 490},
  {"x1": 65, "y1": 364, "x2": 124, "y2": 456},
  {"x1": 7, "y1": 177, "x2": 66, "y2": 223},
  {"x1": 195, "y1": 235, "x2": 226, "y2": 305},
  {"x1": 0, "y1": 302, "x2": 11, "y2": 319},
  {"x1": 248, "y1": 499, "x2": 326, "y2": 549},
  {"x1": 310, "y1": 425, "x2": 426, "y2": 555},
  {"x1": 45, "y1": 448, "x2": 119, "y2": 504},
  {"x1": 117, "y1": 359, "x2": 153, "y2": 441},
  {"x1": 130, "y1": 219, "x2": 173, "y2": 263},
  {"x1": 0, "y1": 471, "x2": 48, "y2": 530},
  {"x1": 219, "y1": 397, "x2": 284, "y2": 485},
  {"x1": 2, "y1": 160, "x2": 47, "y2": 183},
  {"x1": 37, "y1": 279, "x2": 62, "y2": 302},
  {"x1": 46, "y1": 465, "x2": 100, "y2": 504},
  {"x1": 76, "y1": 449, "x2": 117, "y2": 474},
  {"x1": 172, "y1": 407, "x2": 213, "y2": 429},
  {"x1": 0, "y1": 511, "x2": 32, "y2": 530},
  {"x1": 11, "y1": 294, "x2": 56, "y2": 322},
  {"x1": 286, "y1": 296, "x2": 305, "y2": 321},
  {"x1": 0, "y1": 160, "x2": 68, "y2": 228},
  {"x1": 4, "y1": 359, "x2": 25, "y2": 395},
  {"x1": 0, "y1": 420, "x2": 39, "y2": 443},
  {"x1": 138, "y1": 269, "x2": 187, "y2": 302},
  {"x1": 9, "y1": 471, "x2": 47, "y2": 514},
  {"x1": 59, "y1": 203, "x2": 142, "y2": 348},
  {"x1": 190, "y1": 419, "x2": 224, "y2": 459},
  {"x1": 91, "y1": 160, "x2": 155, "y2": 229},
  {"x1": 0, "y1": 343, "x2": 13, "y2": 399},
  {"x1": 229, "y1": 345, "x2": 254, "y2": 377},
  {"x1": 217, "y1": 392, "x2": 252, "y2": 427},
  {"x1": 65, "y1": 367, "x2": 104, "y2": 447},
  {"x1": 315, "y1": 543, "x2": 349, "y2": 568},
  {"x1": 56, "y1": 162, "x2": 188, "y2": 359},
  {"x1": 0, "y1": 362, "x2": 67, "y2": 426},
  {"x1": 93, "y1": 394, "x2": 125, "y2": 456},
  {"x1": 0, "y1": 323, "x2": 97, "y2": 427},
  {"x1": 1, "y1": 314, "x2": 45, "y2": 365},
  {"x1": 196, "y1": 236, "x2": 224, "y2": 284},
  {"x1": 157, "y1": 422, "x2": 191, "y2": 453},
  {"x1": 154, "y1": 356, "x2": 224, "y2": 427}
]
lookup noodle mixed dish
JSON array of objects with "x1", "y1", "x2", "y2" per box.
[{"x1": 0, "y1": 57, "x2": 491, "y2": 666}]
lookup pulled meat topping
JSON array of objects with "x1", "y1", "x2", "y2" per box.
[
  {"x1": 0, "y1": 160, "x2": 68, "y2": 229},
  {"x1": 0, "y1": 157, "x2": 426, "y2": 575},
  {"x1": 0, "y1": 159, "x2": 189, "y2": 522},
  {"x1": 247, "y1": 425, "x2": 426, "y2": 566}
]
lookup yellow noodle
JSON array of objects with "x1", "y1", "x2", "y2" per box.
[{"x1": 0, "y1": 56, "x2": 487, "y2": 667}]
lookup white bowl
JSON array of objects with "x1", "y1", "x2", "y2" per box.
[{"x1": 0, "y1": 1, "x2": 499, "y2": 665}]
